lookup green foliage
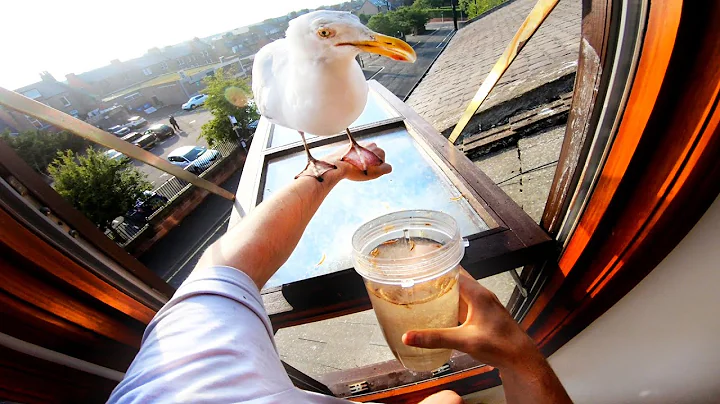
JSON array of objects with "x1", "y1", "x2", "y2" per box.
[
  {"x1": 200, "y1": 68, "x2": 259, "y2": 147},
  {"x1": 412, "y1": 0, "x2": 432, "y2": 9},
  {"x1": 367, "y1": 6, "x2": 430, "y2": 35},
  {"x1": 358, "y1": 13, "x2": 371, "y2": 24},
  {"x1": 458, "y1": 0, "x2": 507, "y2": 19},
  {"x1": 48, "y1": 148, "x2": 151, "y2": 230},
  {"x1": 0, "y1": 129, "x2": 91, "y2": 173}
]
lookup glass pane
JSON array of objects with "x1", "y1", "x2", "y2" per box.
[
  {"x1": 267, "y1": 89, "x2": 398, "y2": 149},
  {"x1": 262, "y1": 127, "x2": 492, "y2": 288}
]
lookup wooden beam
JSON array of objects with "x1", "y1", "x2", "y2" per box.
[{"x1": 448, "y1": 0, "x2": 561, "y2": 143}]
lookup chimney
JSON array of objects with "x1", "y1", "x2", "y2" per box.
[
  {"x1": 39, "y1": 71, "x2": 57, "y2": 82},
  {"x1": 65, "y1": 73, "x2": 89, "y2": 90}
]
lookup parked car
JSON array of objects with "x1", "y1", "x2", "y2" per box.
[
  {"x1": 132, "y1": 132, "x2": 159, "y2": 150},
  {"x1": 248, "y1": 119, "x2": 259, "y2": 133},
  {"x1": 182, "y1": 94, "x2": 208, "y2": 110},
  {"x1": 121, "y1": 132, "x2": 144, "y2": 144},
  {"x1": 108, "y1": 125, "x2": 130, "y2": 136},
  {"x1": 167, "y1": 145, "x2": 220, "y2": 174},
  {"x1": 103, "y1": 149, "x2": 129, "y2": 162},
  {"x1": 124, "y1": 191, "x2": 169, "y2": 226},
  {"x1": 145, "y1": 123, "x2": 175, "y2": 139},
  {"x1": 126, "y1": 116, "x2": 147, "y2": 129}
]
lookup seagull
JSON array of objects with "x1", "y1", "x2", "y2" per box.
[{"x1": 252, "y1": 10, "x2": 416, "y2": 181}]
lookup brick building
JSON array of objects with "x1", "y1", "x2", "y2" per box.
[{"x1": 0, "y1": 72, "x2": 98, "y2": 133}]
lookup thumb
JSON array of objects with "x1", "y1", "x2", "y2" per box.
[{"x1": 403, "y1": 327, "x2": 465, "y2": 351}]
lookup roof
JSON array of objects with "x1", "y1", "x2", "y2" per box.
[
  {"x1": 15, "y1": 79, "x2": 70, "y2": 99},
  {"x1": 405, "y1": 0, "x2": 581, "y2": 134},
  {"x1": 77, "y1": 40, "x2": 213, "y2": 82}
]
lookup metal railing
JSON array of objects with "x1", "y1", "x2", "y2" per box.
[{"x1": 107, "y1": 139, "x2": 242, "y2": 248}]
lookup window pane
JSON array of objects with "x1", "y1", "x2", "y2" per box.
[
  {"x1": 267, "y1": 89, "x2": 398, "y2": 149},
  {"x1": 261, "y1": 127, "x2": 491, "y2": 288}
]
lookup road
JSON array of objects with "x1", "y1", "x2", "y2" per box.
[
  {"x1": 131, "y1": 107, "x2": 212, "y2": 186},
  {"x1": 359, "y1": 23, "x2": 454, "y2": 100}
]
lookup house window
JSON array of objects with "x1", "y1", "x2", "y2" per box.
[
  {"x1": 142, "y1": 68, "x2": 153, "y2": 76},
  {"x1": 201, "y1": 50, "x2": 210, "y2": 58},
  {"x1": 160, "y1": 61, "x2": 168, "y2": 70},
  {"x1": 178, "y1": 58, "x2": 185, "y2": 67},
  {"x1": 59, "y1": 96, "x2": 71, "y2": 107},
  {"x1": 25, "y1": 115, "x2": 44, "y2": 129},
  {"x1": 22, "y1": 89, "x2": 42, "y2": 100}
]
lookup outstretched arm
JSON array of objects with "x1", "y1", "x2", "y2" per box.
[{"x1": 197, "y1": 143, "x2": 391, "y2": 290}]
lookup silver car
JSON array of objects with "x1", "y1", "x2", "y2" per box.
[{"x1": 167, "y1": 146, "x2": 220, "y2": 174}]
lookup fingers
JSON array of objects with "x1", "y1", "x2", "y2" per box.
[
  {"x1": 417, "y1": 390, "x2": 464, "y2": 404},
  {"x1": 364, "y1": 142, "x2": 386, "y2": 161},
  {"x1": 402, "y1": 327, "x2": 466, "y2": 351}
]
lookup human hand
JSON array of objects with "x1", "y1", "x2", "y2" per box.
[
  {"x1": 402, "y1": 271, "x2": 544, "y2": 371},
  {"x1": 326, "y1": 142, "x2": 392, "y2": 182}
]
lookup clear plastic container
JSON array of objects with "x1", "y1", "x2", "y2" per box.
[{"x1": 352, "y1": 210, "x2": 464, "y2": 371}]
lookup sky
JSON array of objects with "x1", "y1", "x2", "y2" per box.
[{"x1": 0, "y1": 0, "x2": 343, "y2": 90}]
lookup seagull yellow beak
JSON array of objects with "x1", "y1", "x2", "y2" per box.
[{"x1": 344, "y1": 33, "x2": 417, "y2": 63}]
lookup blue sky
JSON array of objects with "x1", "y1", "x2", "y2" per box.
[{"x1": 0, "y1": 0, "x2": 343, "y2": 90}]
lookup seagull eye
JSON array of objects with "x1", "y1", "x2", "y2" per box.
[{"x1": 317, "y1": 28, "x2": 334, "y2": 38}]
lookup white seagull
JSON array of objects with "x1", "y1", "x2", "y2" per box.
[{"x1": 252, "y1": 10, "x2": 416, "y2": 181}]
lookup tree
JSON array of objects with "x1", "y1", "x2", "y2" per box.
[
  {"x1": 412, "y1": 0, "x2": 432, "y2": 9},
  {"x1": 367, "y1": 13, "x2": 401, "y2": 35},
  {"x1": 358, "y1": 13, "x2": 371, "y2": 24},
  {"x1": 367, "y1": 6, "x2": 429, "y2": 35},
  {"x1": 459, "y1": 0, "x2": 506, "y2": 18},
  {"x1": 200, "y1": 68, "x2": 259, "y2": 146},
  {"x1": 48, "y1": 148, "x2": 151, "y2": 231},
  {"x1": 0, "y1": 129, "x2": 91, "y2": 173}
]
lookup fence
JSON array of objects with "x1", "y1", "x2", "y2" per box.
[{"x1": 106, "y1": 139, "x2": 242, "y2": 247}]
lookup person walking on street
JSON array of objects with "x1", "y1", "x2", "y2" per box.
[{"x1": 169, "y1": 115, "x2": 180, "y2": 131}]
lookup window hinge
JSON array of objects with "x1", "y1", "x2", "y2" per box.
[
  {"x1": 510, "y1": 269, "x2": 528, "y2": 298},
  {"x1": 431, "y1": 363, "x2": 451, "y2": 377},
  {"x1": 348, "y1": 381, "x2": 369, "y2": 394}
]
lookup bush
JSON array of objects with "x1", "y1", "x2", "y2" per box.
[
  {"x1": 0, "y1": 129, "x2": 91, "y2": 173},
  {"x1": 358, "y1": 13, "x2": 371, "y2": 24},
  {"x1": 459, "y1": 0, "x2": 508, "y2": 19},
  {"x1": 367, "y1": 6, "x2": 430, "y2": 36},
  {"x1": 48, "y1": 148, "x2": 151, "y2": 231}
]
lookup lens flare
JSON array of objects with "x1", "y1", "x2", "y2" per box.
[{"x1": 224, "y1": 87, "x2": 248, "y2": 107}]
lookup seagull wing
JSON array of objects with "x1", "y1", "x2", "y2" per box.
[{"x1": 251, "y1": 39, "x2": 289, "y2": 123}]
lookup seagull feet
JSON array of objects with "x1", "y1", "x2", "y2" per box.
[
  {"x1": 341, "y1": 142, "x2": 383, "y2": 175},
  {"x1": 295, "y1": 158, "x2": 337, "y2": 182}
]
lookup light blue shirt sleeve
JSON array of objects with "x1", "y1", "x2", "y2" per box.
[{"x1": 108, "y1": 266, "x2": 352, "y2": 403}]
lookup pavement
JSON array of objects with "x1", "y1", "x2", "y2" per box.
[
  {"x1": 138, "y1": 168, "x2": 242, "y2": 287},
  {"x1": 131, "y1": 107, "x2": 212, "y2": 186},
  {"x1": 360, "y1": 23, "x2": 455, "y2": 100}
]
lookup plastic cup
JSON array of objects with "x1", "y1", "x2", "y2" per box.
[{"x1": 352, "y1": 210, "x2": 464, "y2": 371}]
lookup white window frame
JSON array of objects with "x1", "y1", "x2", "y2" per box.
[
  {"x1": 142, "y1": 68, "x2": 153, "y2": 76},
  {"x1": 59, "y1": 96, "x2": 71, "y2": 107},
  {"x1": 25, "y1": 115, "x2": 44, "y2": 129},
  {"x1": 22, "y1": 89, "x2": 42, "y2": 100},
  {"x1": 160, "y1": 61, "x2": 168, "y2": 70},
  {"x1": 178, "y1": 58, "x2": 186, "y2": 67}
]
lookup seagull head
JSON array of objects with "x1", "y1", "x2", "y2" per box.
[{"x1": 286, "y1": 10, "x2": 417, "y2": 63}]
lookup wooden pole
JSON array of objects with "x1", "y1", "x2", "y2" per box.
[
  {"x1": 0, "y1": 87, "x2": 235, "y2": 201},
  {"x1": 448, "y1": 0, "x2": 560, "y2": 143}
]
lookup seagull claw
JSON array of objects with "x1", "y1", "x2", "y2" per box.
[
  {"x1": 295, "y1": 158, "x2": 337, "y2": 182},
  {"x1": 341, "y1": 142, "x2": 383, "y2": 175}
]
